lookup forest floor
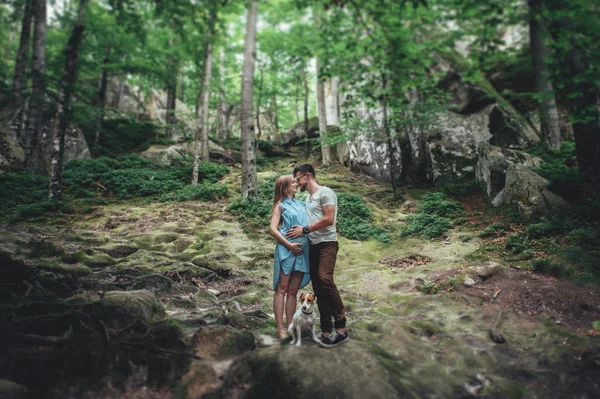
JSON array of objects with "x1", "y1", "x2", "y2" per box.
[{"x1": 1, "y1": 154, "x2": 600, "y2": 398}]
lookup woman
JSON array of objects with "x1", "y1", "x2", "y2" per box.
[{"x1": 269, "y1": 175, "x2": 311, "y2": 340}]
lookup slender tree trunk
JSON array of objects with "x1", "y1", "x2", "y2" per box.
[
  {"x1": 93, "y1": 46, "x2": 111, "y2": 148},
  {"x1": 13, "y1": 0, "x2": 33, "y2": 95},
  {"x1": 302, "y1": 66, "x2": 309, "y2": 157},
  {"x1": 272, "y1": 95, "x2": 278, "y2": 132},
  {"x1": 199, "y1": 42, "x2": 213, "y2": 162},
  {"x1": 381, "y1": 74, "x2": 398, "y2": 196},
  {"x1": 240, "y1": 0, "x2": 258, "y2": 198},
  {"x1": 192, "y1": 42, "x2": 214, "y2": 182},
  {"x1": 316, "y1": 58, "x2": 331, "y2": 166},
  {"x1": 255, "y1": 66, "x2": 263, "y2": 148},
  {"x1": 49, "y1": 0, "x2": 87, "y2": 199},
  {"x1": 566, "y1": 47, "x2": 600, "y2": 201},
  {"x1": 24, "y1": 0, "x2": 47, "y2": 173},
  {"x1": 314, "y1": 8, "x2": 331, "y2": 167},
  {"x1": 165, "y1": 37, "x2": 178, "y2": 139},
  {"x1": 528, "y1": 0, "x2": 561, "y2": 149},
  {"x1": 217, "y1": 48, "x2": 227, "y2": 140},
  {"x1": 295, "y1": 75, "x2": 300, "y2": 124},
  {"x1": 178, "y1": 66, "x2": 184, "y2": 101}
]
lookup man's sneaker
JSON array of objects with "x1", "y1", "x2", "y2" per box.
[{"x1": 318, "y1": 331, "x2": 349, "y2": 348}]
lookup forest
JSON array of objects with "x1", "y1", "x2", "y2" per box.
[{"x1": 1, "y1": 0, "x2": 599, "y2": 398}]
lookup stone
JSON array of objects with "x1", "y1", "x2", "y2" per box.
[
  {"x1": 463, "y1": 277, "x2": 476, "y2": 287},
  {"x1": 190, "y1": 325, "x2": 255, "y2": 360},
  {"x1": 218, "y1": 341, "x2": 399, "y2": 399},
  {"x1": 100, "y1": 289, "x2": 167, "y2": 323}
]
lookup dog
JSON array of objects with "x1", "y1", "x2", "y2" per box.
[{"x1": 287, "y1": 292, "x2": 321, "y2": 347}]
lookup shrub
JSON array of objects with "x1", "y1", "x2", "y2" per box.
[
  {"x1": 568, "y1": 228, "x2": 598, "y2": 248},
  {"x1": 418, "y1": 192, "x2": 464, "y2": 218},
  {"x1": 530, "y1": 259, "x2": 572, "y2": 277},
  {"x1": 531, "y1": 142, "x2": 580, "y2": 200},
  {"x1": 336, "y1": 192, "x2": 391, "y2": 243},
  {"x1": 12, "y1": 200, "x2": 74, "y2": 222},
  {"x1": 526, "y1": 222, "x2": 557, "y2": 238},
  {"x1": 400, "y1": 213, "x2": 453, "y2": 239},
  {"x1": 505, "y1": 234, "x2": 528, "y2": 254},
  {"x1": 478, "y1": 222, "x2": 506, "y2": 237},
  {"x1": 0, "y1": 172, "x2": 48, "y2": 214},
  {"x1": 416, "y1": 280, "x2": 440, "y2": 295},
  {"x1": 228, "y1": 197, "x2": 272, "y2": 227}
]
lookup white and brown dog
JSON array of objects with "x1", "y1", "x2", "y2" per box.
[{"x1": 288, "y1": 292, "x2": 321, "y2": 347}]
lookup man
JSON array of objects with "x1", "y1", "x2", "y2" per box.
[{"x1": 286, "y1": 164, "x2": 349, "y2": 348}]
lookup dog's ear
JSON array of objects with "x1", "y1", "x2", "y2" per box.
[{"x1": 299, "y1": 293, "x2": 306, "y2": 302}]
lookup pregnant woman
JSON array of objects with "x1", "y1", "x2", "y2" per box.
[{"x1": 269, "y1": 175, "x2": 311, "y2": 340}]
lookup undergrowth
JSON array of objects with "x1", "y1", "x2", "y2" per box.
[{"x1": 401, "y1": 192, "x2": 463, "y2": 239}]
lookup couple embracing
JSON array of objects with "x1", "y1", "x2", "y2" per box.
[{"x1": 269, "y1": 164, "x2": 349, "y2": 348}]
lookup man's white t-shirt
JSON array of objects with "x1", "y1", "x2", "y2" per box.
[{"x1": 306, "y1": 186, "x2": 337, "y2": 244}]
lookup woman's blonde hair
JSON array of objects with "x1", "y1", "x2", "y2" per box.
[{"x1": 273, "y1": 175, "x2": 294, "y2": 208}]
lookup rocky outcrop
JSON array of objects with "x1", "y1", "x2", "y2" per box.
[
  {"x1": 266, "y1": 116, "x2": 319, "y2": 146},
  {"x1": 475, "y1": 143, "x2": 567, "y2": 215},
  {"x1": 0, "y1": 97, "x2": 90, "y2": 172},
  {"x1": 217, "y1": 342, "x2": 400, "y2": 399}
]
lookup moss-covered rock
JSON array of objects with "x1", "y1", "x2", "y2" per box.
[{"x1": 99, "y1": 289, "x2": 167, "y2": 323}]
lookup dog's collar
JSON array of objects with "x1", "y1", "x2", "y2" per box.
[{"x1": 302, "y1": 309, "x2": 313, "y2": 315}]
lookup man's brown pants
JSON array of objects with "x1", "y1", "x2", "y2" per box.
[{"x1": 309, "y1": 241, "x2": 346, "y2": 333}]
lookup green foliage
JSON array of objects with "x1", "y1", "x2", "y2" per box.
[
  {"x1": 228, "y1": 197, "x2": 272, "y2": 228},
  {"x1": 401, "y1": 213, "x2": 453, "y2": 239},
  {"x1": 12, "y1": 200, "x2": 74, "y2": 222},
  {"x1": 159, "y1": 182, "x2": 228, "y2": 202},
  {"x1": 416, "y1": 280, "x2": 440, "y2": 295},
  {"x1": 62, "y1": 155, "x2": 229, "y2": 200},
  {"x1": 504, "y1": 234, "x2": 528, "y2": 254},
  {"x1": 92, "y1": 118, "x2": 160, "y2": 157},
  {"x1": 337, "y1": 193, "x2": 391, "y2": 243},
  {"x1": 530, "y1": 142, "x2": 580, "y2": 200},
  {"x1": 418, "y1": 192, "x2": 464, "y2": 218},
  {"x1": 401, "y1": 192, "x2": 462, "y2": 238},
  {"x1": 530, "y1": 259, "x2": 572, "y2": 278},
  {"x1": 478, "y1": 222, "x2": 507, "y2": 237},
  {"x1": 567, "y1": 228, "x2": 598, "y2": 248},
  {"x1": 0, "y1": 172, "x2": 48, "y2": 214},
  {"x1": 526, "y1": 222, "x2": 558, "y2": 239}
]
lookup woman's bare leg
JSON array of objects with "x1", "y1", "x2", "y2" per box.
[
  {"x1": 274, "y1": 270, "x2": 291, "y2": 332},
  {"x1": 285, "y1": 271, "x2": 304, "y2": 328}
]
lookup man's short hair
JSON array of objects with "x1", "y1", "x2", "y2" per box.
[{"x1": 293, "y1": 164, "x2": 316, "y2": 178}]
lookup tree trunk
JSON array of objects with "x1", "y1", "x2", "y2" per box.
[
  {"x1": 302, "y1": 66, "x2": 309, "y2": 158},
  {"x1": 217, "y1": 48, "x2": 227, "y2": 140},
  {"x1": 316, "y1": 58, "x2": 331, "y2": 166},
  {"x1": 240, "y1": 0, "x2": 258, "y2": 198},
  {"x1": 49, "y1": 0, "x2": 88, "y2": 199},
  {"x1": 381, "y1": 74, "x2": 398, "y2": 196},
  {"x1": 165, "y1": 37, "x2": 178, "y2": 140},
  {"x1": 199, "y1": 42, "x2": 213, "y2": 162},
  {"x1": 271, "y1": 95, "x2": 278, "y2": 132},
  {"x1": 314, "y1": 8, "x2": 331, "y2": 167},
  {"x1": 567, "y1": 47, "x2": 600, "y2": 201},
  {"x1": 13, "y1": 0, "x2": 33, "y2": 95},
  {"x1": 255, "y1": 66, "x2": 263, "y2": 148},
  {"x1": 93, "y1": 46, "x2": 111, "y2": 148},
  {"x1": 528, "y1": 0, "x2": 561, "y2": 149},
  {"x1": 24, "y1": 0, "x2": 47, "y2": 173}
]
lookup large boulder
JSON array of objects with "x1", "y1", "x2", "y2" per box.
[
  {"x1": 499, "y1": 164, "x2": 568, "y2": 217},
  {"x1": 215, "y1": 341, "x2": 400, "y2": 399},
  {"x1": 0, "y1": 97, "x2": 90, "y2": 172},
  {"x1": 476, "y1": 143, "x2": 543, "y2": 205},
  {"x1": 99, "y1": 289, "x2": 167, "y2": 324},
  {"x1": 267, "y1": 117, "x2": 319, "y2": 146}
]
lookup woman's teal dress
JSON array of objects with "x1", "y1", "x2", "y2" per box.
[{"x1": 273, "y1": 198, "x2": 311, "y2": 291}]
